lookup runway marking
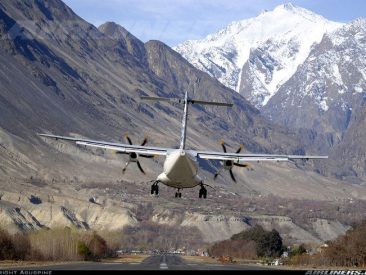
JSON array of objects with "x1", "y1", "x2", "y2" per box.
[
  {"x1": 160, "y1": 263, "x2": 168, "y2": 269},
  {"x1": 187, "y1": 264, "x2": 198, "y2": 266}
]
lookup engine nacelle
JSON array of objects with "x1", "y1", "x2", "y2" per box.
[
  {"x1": 223, "y1": 159, "x2": 233, "y2": 170},
  {"x1": 129, "y1": 152, "x2": 138, "y2": 162}
]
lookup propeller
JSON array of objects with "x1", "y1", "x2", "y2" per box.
[
  {"x1": 115, "y1": 134, "x2": 154, "y2": 175},
  {"x1": 214, "y1": 140, "x2": 252, "y2": 182}
]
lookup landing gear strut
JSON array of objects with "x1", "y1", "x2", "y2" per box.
[
  {"x1": 199, "y1": 185, "x2": 207, "y2": 199},
  {"x1": 151, "y1": 181, "x2": 159, "y2": 195},
  {"x1": 175, "y1": 189, "x2": 182, "y2": 198}
]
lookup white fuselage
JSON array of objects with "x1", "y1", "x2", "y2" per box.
[{"x1": 157, "y1": 149, "x2": 202, "y2": 189}]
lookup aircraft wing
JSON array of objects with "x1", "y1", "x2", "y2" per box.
[
  {"x1": 38, "y1": 133, "x2": 169, "y2": 156},
  {"x1": 195, "y1": 150, "x2": 328, "y2": 162}
]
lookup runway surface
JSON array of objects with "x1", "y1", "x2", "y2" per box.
[{"x1": 7, "y1": 254, "x2": 277, "y2": 270}]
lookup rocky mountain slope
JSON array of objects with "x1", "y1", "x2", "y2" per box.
[
  {"x1": 175, "y1": 4, "x2": 366, "y2": 182},
  {"x1": 263, "y1": 19, "x2": 366, "y2": 182},
  {"x1": 0, "y1": 178, "x2": 357, "y2": 245},
  {"x1": 0, "y1": 0, "x2": 307, "y2": 182}
]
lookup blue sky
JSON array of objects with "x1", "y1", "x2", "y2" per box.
[{"x1": 63, "y1": 0, "x2": 366, "y2": 47}]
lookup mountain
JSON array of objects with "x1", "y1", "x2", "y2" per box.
[
  {"x1": 263, "y1": 19, "x2": 366, "y2": 181},
  {"x1": 263, "y1": 19, "x2": 366, "y2": 134},
  {"x1": 175, "y1": 4, "x2": 366, "y2": 182},
  {"x1": 174, "y1": 3, "x2": 341, "y2": 108},
  {"x1": 1, "y1": 0, "x2": 366, "y2": 246},
  {"x1": 0, "y1": 0, "x2": 315, "y2": 183}
]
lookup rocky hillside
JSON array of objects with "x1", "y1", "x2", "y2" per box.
[
  {"x1": 0, "y1": 0, "x2": 310, "y2": 183},
  {"x1": 0, "y1": 179, "x2": 358, "y2": 245},
  {"x1": 175, "y1": 5, "x2": 366, "y2": 182},
  {"x1": 263, "y1": 19, "x2": 366, "y2": 182}
]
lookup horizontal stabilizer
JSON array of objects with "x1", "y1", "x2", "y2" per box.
[{"x1": 140, "y1": 96, "x2": 232, "y2": 107}]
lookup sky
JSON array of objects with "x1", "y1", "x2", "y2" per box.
[{"x1": 63, "y1": 0, "x2": 366, "y2": 47}]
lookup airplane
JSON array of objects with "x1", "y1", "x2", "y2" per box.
[{"x1": 38, "y1": 91, "x2": 328, "y2": 199}]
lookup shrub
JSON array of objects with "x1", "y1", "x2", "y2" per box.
[
  {"x1": 289, "y1": 244, "x2": 307, "y2": 257},
  {"x1": 86, "y1": 232, "x2": 107, "y2": 260},
  {"x1": 77, "y1": 241, "x2": 91, "y2": 260},
  {"x1": 11, "y1": 232, "x2": 31, "y2": 260},
  {"x1": 0, "y1": 228, "x2": 15, "y2": 260}
]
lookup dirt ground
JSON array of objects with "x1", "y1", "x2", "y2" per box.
[
  {"x1": 102, "y1": 254, "x2": 150, "y2": 263},
  {"x1": 181, "y1": 255, "x2": 221, "y2": 264},
  {"x1": 0, "y1": 260, "x2": 85, "y2": 269},
  {"x1": 0, "y1": 254, "x2": 150, "y2": 268}
]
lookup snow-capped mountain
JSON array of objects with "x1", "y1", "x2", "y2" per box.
[
  {"x1": 263, "y1": 18, "x2": 366, "y2": 141},
  {"x1": 174, "y1": 3, "x2": 342, "y2": 108}
]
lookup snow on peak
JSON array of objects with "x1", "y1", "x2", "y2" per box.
[
  {"x1": 282, "y1": 3, "x2": 296, "y2": 10},
  {"x1": 174, "y1": 4, "x2": 343, "y2": 107},
  {"x1": 351, "y1": 18, "x2": 366, "y2": 28}
]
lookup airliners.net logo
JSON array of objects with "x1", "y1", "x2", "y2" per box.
[{"x1": 305, "y1": 271, "x2": 366, "y2": 275}]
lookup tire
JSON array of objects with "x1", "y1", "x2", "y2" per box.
[
  {"x1": 155, "y1": 186, "x2": 159, "y2": 195},
  {"x1": 199, "y1": 191, "x2": 202, "y2": 198},
  {"x1": 175, "y1": 193, "x2": 178, "y2": 198},
  {"x1": 178, "y1": 193, "x2": 182, "y2": 198},
  {"x1": 151, "y1": 186, "x2": 155, "y2": 195}
]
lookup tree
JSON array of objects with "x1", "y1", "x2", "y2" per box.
[
  {"x1": 231, "y1": 224, "x2": 266, "y2": 242},
  {"x1": 257, "y1": 229, "x2": 283, "y2": 258}
]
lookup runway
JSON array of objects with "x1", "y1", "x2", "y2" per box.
[{"x1": 6, "y1": 254, "x2": 276, "y2": 270}]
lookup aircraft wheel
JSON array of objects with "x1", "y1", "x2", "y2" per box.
[
  {"x1": 151, "y1": 185, "x2": 155, "y2": 195},
  {"x1": 175, "y1": 192, "x2": 178, "y2": 198},
  {"x1": 155, "y1": 185, "x2": 159, "y2": 195},
  {"x1": 178, "y1": 193, "x2": 182, "y2": 198}
]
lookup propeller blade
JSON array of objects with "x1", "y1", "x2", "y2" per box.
[
  {"x1": 140, "y1": 137, "x2": 148, "y2": 146},
  {"x1": 202, "y1": 183, "x2": 216, "y2": 191},
  {"x1": 229, "y1": 169, "x2": 237, "y2": 182},
  {"x1": 122, "y1": 161, "x2": 130, "y2": 174},
  {"x1": 140, "y1": 154, "x2": 154, "y2": 158},
  {"x1": 125, "y1": 134, "x2": 133, "y2": 145},
  {"x1": 136, "y1": 161, "x2": 145, "y2": 174},
  {"x1": 236, "y1": 144, "x2": 244, "y2": 154},
  {"x1": 220, "y1": 140, "x2": 227, "y2": 153},
  {"x1": 233, "y1": 163, "x2": 249, "y2": 168}
]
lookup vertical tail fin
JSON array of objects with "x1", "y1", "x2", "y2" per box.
[
  {"x1": 141, "y1": 92, "x2": 232, "y2": 150},
  {"x1": 179, "y1": 91, "x2": 189, "y2": 150}
]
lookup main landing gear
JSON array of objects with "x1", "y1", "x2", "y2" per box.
[
  {"x1": 199, "y1": 184, "x2": 207, "y2": 199},
  {"x1": 151, "y1": 181, "x2": 159, "y2": 195},
  {"x1": 175, "y1": 189, "x2": 182, "y2": 198}
]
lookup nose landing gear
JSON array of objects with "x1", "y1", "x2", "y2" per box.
[{"x1": 175, "y1": 189, "x2": 182, "y2": 198}]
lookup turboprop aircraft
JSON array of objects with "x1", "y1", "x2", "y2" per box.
[{"x1": 38, "y1": 91, "x2": 328, "y2": 199}]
